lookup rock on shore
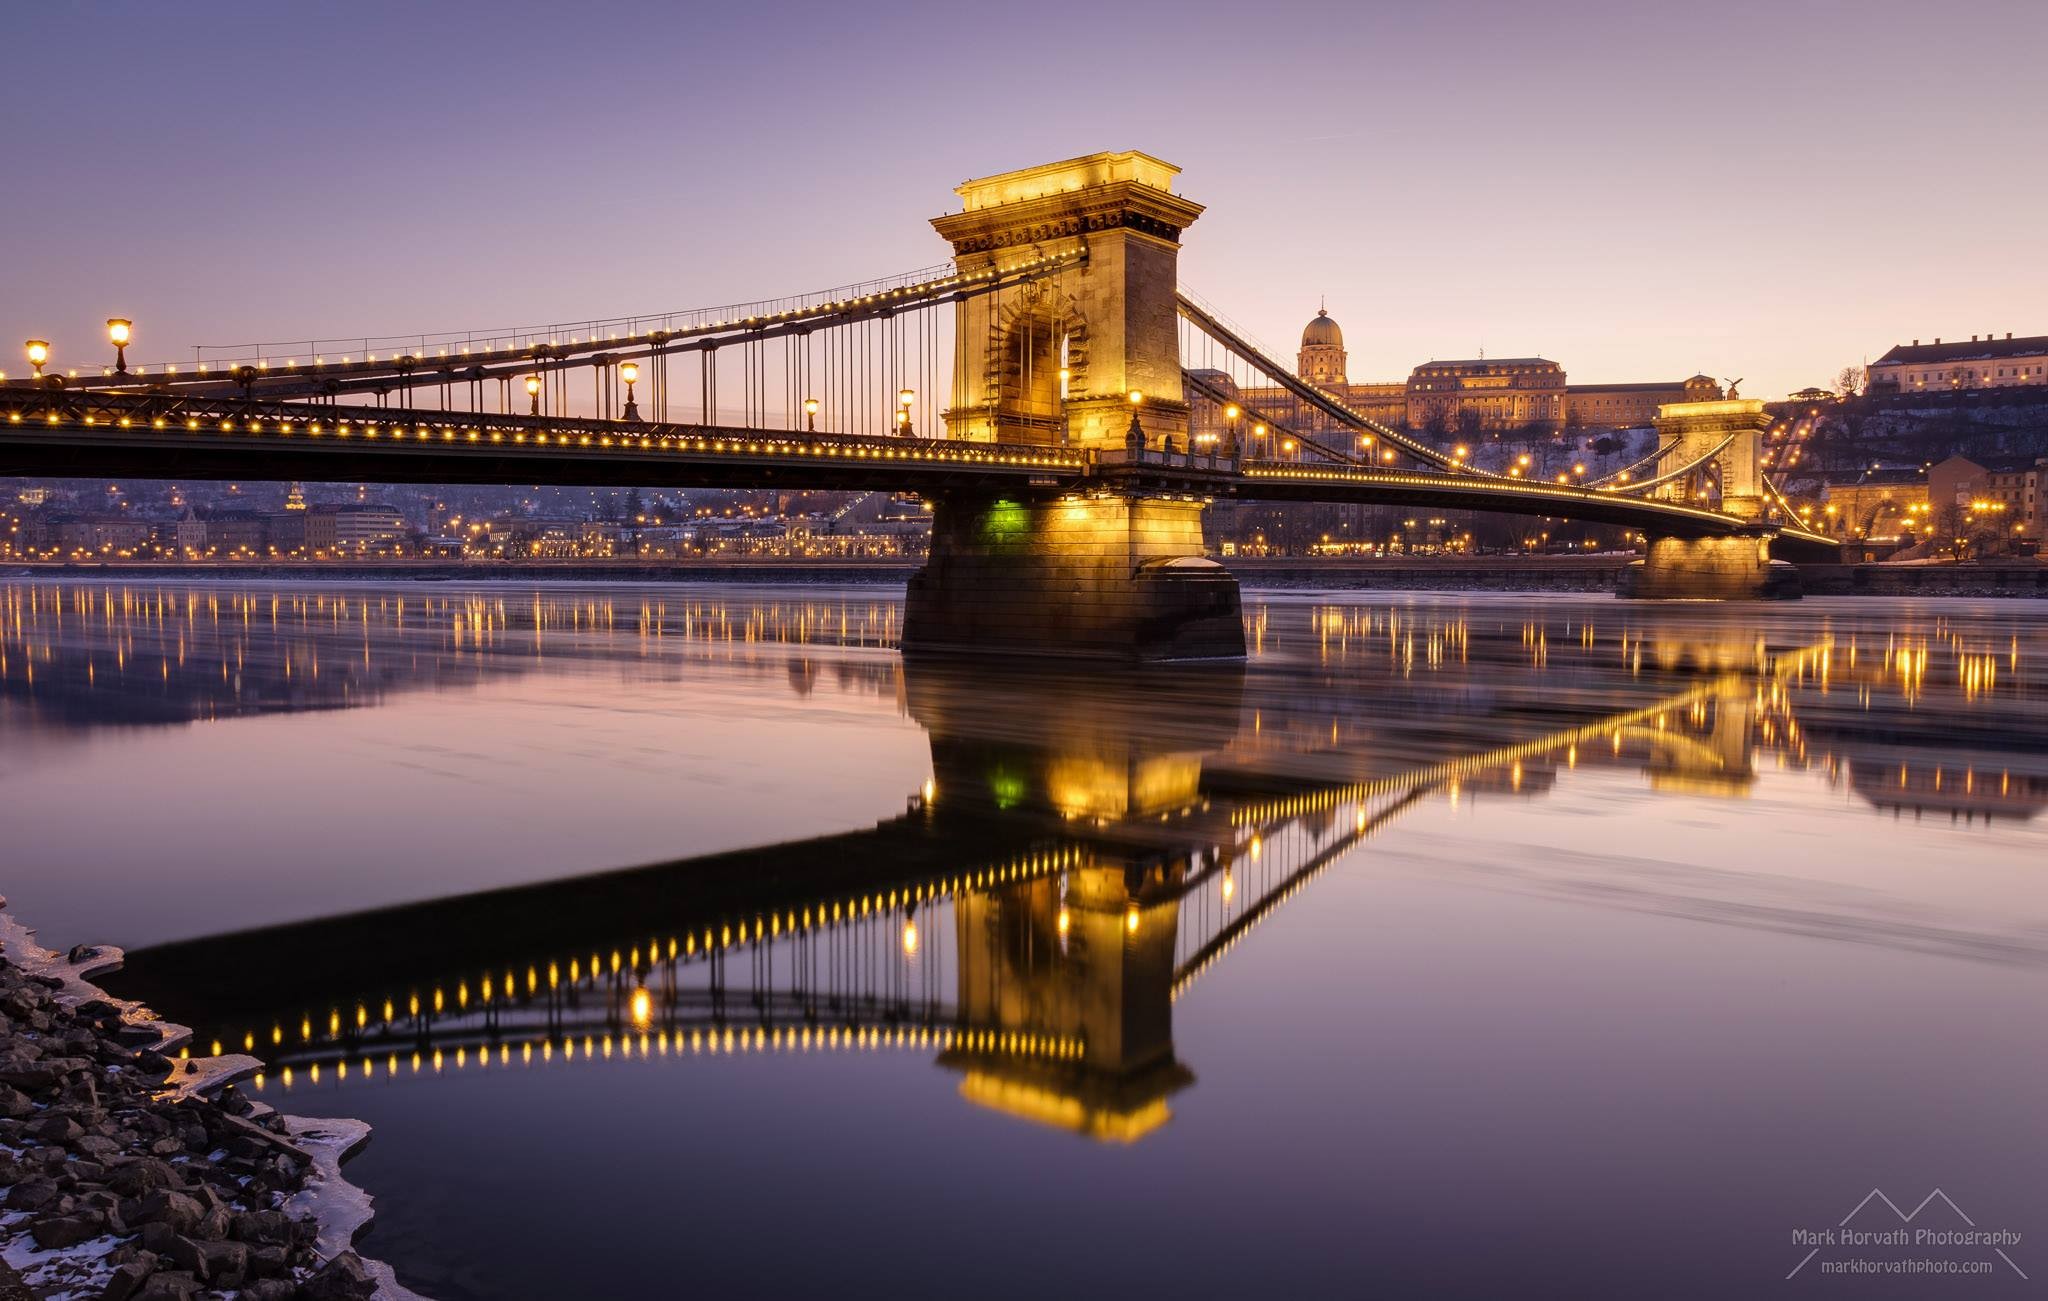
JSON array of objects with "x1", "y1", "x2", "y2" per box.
[{"x1": 0, "y1": 906, "x2": 416, "y2": 1300}]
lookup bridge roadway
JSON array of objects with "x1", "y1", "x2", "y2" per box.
[{"x1": 0, "y1": 385, "x2": 1800, "y2": 540}]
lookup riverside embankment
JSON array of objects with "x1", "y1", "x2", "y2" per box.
[{"x1": 0, "y1": 906, "x2": 415, "y2": 1301}]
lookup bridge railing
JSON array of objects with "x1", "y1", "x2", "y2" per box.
[{"x1": 1094, "y1": 444, "x2": 1239, "y2": 476}]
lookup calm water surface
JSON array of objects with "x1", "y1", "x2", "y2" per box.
[{"x1": 2, "y1": 580, "x2": 2043, "y2": 1299}]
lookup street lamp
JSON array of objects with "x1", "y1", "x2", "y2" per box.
[
  {"x1": 106, "y1": 319, "x2": 132, "y2": 374},
  {"x1": 24, "y1": 340, "x2": 49, "y2": 379},
  {"x1": 1223, "y1": 402, "x2": 1241, "y2": 457},
  {"x1": 620, "y1": 361, "x2": 641, "y2": 421},
  {"x1": 803, "y1": 396, "x2": 818, "y2": 432},
  {"x1": 897, "y1": 388, "x2": 914, "y2": 436},
  {"x1": 1126, "y1": 389, "x2": 1146, "y2": 451},
  {"x1": 524, "y1": 374, "x2": 542, "y2": 416}
]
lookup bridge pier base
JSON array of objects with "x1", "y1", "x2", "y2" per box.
[
  {"x1": 1618, "y1": 533, "x2": 1802, "y2": 600},
  {"x1": 903, "y1": 493, "x2": 1245, "y2": 661}
]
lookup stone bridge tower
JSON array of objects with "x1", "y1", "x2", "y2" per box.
[
  {"x1": 1622, "y1": 398, "x2": 1798, "y2": 599},
  {"x1": 905, "y1": 152, "x2": 1245, "y2": 661},
  {"x1": 1651, "y1": 398, "x2": 1769, "y2": 521},
  {"x1": 933, "y1": 151, "x2": 1203, "y2": 453}
]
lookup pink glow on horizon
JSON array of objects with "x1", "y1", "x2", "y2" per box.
[{"x1": 3, "y1": 0, "x2": 2042, "y2": 401}]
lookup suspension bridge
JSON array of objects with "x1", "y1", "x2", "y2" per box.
[{"x1": 1, "y1": 151, "x2": 1835, "y2": 658}]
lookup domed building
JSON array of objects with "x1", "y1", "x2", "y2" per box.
[
  {"x1": 1211, "y1": 302, "x2": 1725, "y2": 443},
  {"x1": 1298, "y1": 308, "x2": 1347, "y2": 386}
]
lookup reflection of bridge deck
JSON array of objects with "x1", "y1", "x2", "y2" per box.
[{"x1": 112, "y1": 654, "x2": 1797, "y2": 1145}]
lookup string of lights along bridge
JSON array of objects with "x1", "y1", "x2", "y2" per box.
[{"x1": 2, "y1": 151, "x2": 1837, "y2": 656}]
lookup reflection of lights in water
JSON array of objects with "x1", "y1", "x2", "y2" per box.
[
  {"x1": 1249, "y1": 834, "x2": 1262, "y2": 862},
  {"x1": 254, "y1": 1026, "x2": 1085, "y2": 1090},
  {"x1": 1221, "y1": 870, "x2": 1235, "y2": 904},
  {"x1": 900, "y1": 919, "x2": 919, "y2": 957},
  {"x1": 1125, "y1": 905, "x2": 1140, "y2": 935},
  {"x1": 629, "y1": 987, "x2": 652, "y2": 1028},
  {"x1": 1056, "y1": 907, "x2": 1071, "y2": 937},
  {"x1": 921, "y1": 779, "x2": 937, "y2": 804}
]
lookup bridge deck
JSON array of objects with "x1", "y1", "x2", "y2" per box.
[{"x1": 0, "y1": 385, "x2": 1831, "y2": 543}]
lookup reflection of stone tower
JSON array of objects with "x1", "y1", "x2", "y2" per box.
[
  {"x1": 1645, "y1": 692, "x2": 1756, "y2": 797},
  {"x1": 942, "y1": 859, "x2": 1191, "y2": 1143},
  {"x1": 932, "y1": 151, "x2": 1204, "y2": 452},
  {"x1": 1298, "y1": 307, "x2": 1347, "y2": 387},
  {"x1": 903, "y1": 660, "x2": 1245, "y2": 822}
]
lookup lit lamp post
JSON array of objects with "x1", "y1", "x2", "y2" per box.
[
  {"x1": 897, "y1": 388, "x2": 914, "y2": 436},
  {"x1": 106, "y1": 319, "x2": 132, "y2": 374},
  {"x1": 524, "y1": 374, "x2": 542, "y2": 416},
  {"x1": 620, "y1": 361, "x2": 641, "y2": 421},
  {"x1": 1223, "y1": 403, "x2": 1241, "y2": 459},
  {"x1": 1126, "y1": 389, "x2": 1145, "y2": 451},
  {"x1": 803, "y1": 396, "x2": 818, "y2": 432},
  {"x1": 24, "y1": 340, "x2": 50, "y2": 379}
]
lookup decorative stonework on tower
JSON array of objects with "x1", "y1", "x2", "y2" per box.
[
  {"x1": 1652, "y1": 398, "x2": 1768, "y2": 520},
  {"x1": 932, "y1": 151, "x2": 1204, "y2": 453}
]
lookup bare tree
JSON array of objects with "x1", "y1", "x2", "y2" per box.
[{"x1": 1835, "y1": 365, "x2": 1863, "y2": 399}]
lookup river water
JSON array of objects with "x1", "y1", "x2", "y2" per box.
[{"x1": 1, "y1": 580, "x2": 2042, "y2": 1299}]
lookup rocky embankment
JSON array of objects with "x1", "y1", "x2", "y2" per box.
[{"x1": 0, "y1": 906, "x2": 413, "y2": 1301}]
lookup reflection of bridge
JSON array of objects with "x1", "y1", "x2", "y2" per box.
[
  {"x1": 3, "y1": 152, "x2": 1833, "y2": 659},
  {"x1": 106, "y1": 637, "x2": 1908, "y2": 1144}
]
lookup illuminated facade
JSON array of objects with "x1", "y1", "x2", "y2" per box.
[
  {"x1": 1410, "y1": 357, "x2": 1567, "y2": 432},
  {"x1": 1817, "y1": 467, "x2": 1928, "y2": 540},
  {"x1": 1867, "y1": 333, "x2": 2048, "y2": 393}
]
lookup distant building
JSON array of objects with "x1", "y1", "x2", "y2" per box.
[
  {"x1": 1564, "y1": 377, "x2": 1723, "y2": 431},
  {"x1": 1239, "y1": 307, "x2": 1721, "y2": 439},
  {"x1": 1410, "y1": 358, "x2": 1567, "y2": 433},
  {"x1": 1929, "y1": 454, "x2": 2045, "y2": 543},
  {"x1": 197, "y1": 508, "x2": 267, "y2": 557},
  {"x1": 306, "y1": 504, "x2": 409, "y2": 554},
  {"x1": 1815, "y1": 466, "x2": 1928, "y2": 540},
  {"x1": 1867, "y1": 333, "x2": 2048, "y2": 394},
  {"x1": 172, "y1": 509, "x2": 206, "y2": 560}
]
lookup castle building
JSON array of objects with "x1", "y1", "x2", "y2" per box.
[
  {"x1": 1237, "y1": 307, "x2": 1721, "y2": 437},
  {"x1": 1409, "y1": 358, "x2": 1566, "y2": 432},
  {"x1": 1866, "y1": 333, "x2": 2048, "y2": 393}
]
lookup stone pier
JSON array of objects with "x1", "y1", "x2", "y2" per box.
[
  {"x1": 901, "y1": 492, "x2": 1245, "y2": 660},
  {"x1": 1617, "y1": 532, "x2": 1802, "y2": 600}
]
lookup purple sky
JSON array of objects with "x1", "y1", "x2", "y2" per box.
[{"x1": 4, "y1": 0, "x2": 2043, "y2": 400}]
